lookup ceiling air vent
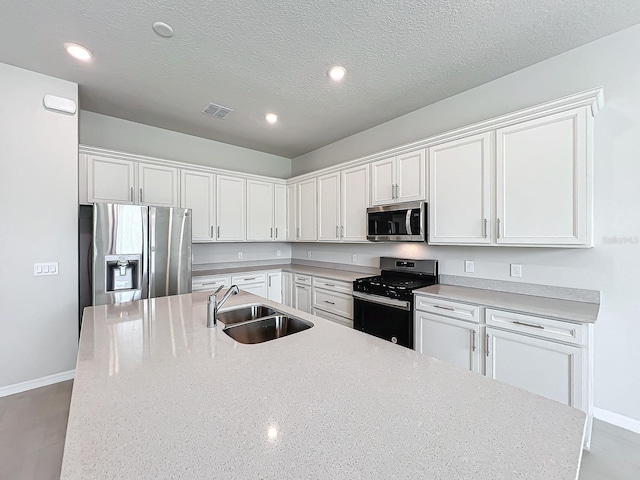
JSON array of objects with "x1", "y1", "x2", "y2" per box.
[{"x1": 202, "y1": 103, "x2": 233, "y2": 119}]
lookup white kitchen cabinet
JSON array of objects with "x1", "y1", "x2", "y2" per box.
[
  {"x1": 180, "y1": 170, "x2": 215, "y2": 242},
  {"x1": 317, "y1": 172, "x2": 341, "y2": 241},
  {"x1": 216, "y1": 175, "x2": 246, "y2": 241},
  {"x1": 282, "y1": 272, "x2": 293, "y2": 306},
  {"x1": 313, "y1": 308, "x2": 353, "y2": 328},
  {"x1": 192, "y1": 274, "x2": 230, "y2": 292},
  {"x1": 87, "y1": 154, "x2": 136, "y2": 204},
  {"x1": 286, "y1": 184, "x2": 297, "y2": 242},
  {"x1": 296, "y1": 178, "x2": 317, "y2": 241},
  {"x1": 232, "y1": 272, "x2": 267, "y2": 298},
  {"x1": 267, "y1": 272, "x2": 282, "y2": 303},
  {"x1": 428, "y1": 133, "x2": 492, "y2": 245},
  {"x1": 496, "y1": 107, "x2": 591, "y2": 246},
  {"x1": 138, "y1": 162, "x2": 179, "y2": 207},
  {"x1": 246, "y1": 180, "x2": 274, "y2": 241},
  {"x1": 415, "y1": 312, "x2": 482, "y2": 374},
  {"x1": 294, "y1": 283, "x2": 312, "y2": 313},
  {"x1": 274, "y1": 184, "x2": 287, "y2": 241},
  {"x1": 485, "y1": 327, "x2": 584, "y2": 409},
  {"x1": 340, "y1": 164, "x2": 369, "y2": 242},
  {"x1": 370, "y1": 149, "x2": 426, "y2": 206}
]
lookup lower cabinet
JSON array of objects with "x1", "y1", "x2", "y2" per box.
[
  {"x1": 232, "y1": 273, "x2": 267, "y2": 299},
  {"x1": 267, "y1": 272, "x2": 282, "y2": 303},
  {"x1": 281, "y1": 272, "x2": 293, "y2": 307},
  {"x1": 294, "y1": 283, "x2": 312, "y2": 313},
  {"x1": 415, "y1": 312, "x2": 482, "y2": 374}
]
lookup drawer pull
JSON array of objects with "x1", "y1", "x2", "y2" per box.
[
  {"x1": 513, "y1": 320, "x2": 544, "y2": 329},
  {"x1": 324, "y1": 300, "x2": 335, "y2": 305},
  {"x1": 323, "y1": 283, "x2": 335, "y2": 287},
  {"x1": 433, "y1": 305, "x2": 455, "y2": 311},
  {"x1": 202, "y1": 282, "x2": 223, "y2": 286},
  {"x1": 243, "y1": 277, "x2": 256, "y2": 281}
]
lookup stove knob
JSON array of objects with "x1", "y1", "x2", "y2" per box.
[
  {"x1": 388, "y1": 290, "x2": 399, "y2": 298},
  {"x1": 361, "y1": 285, "x2": 368, "y2": 292}
]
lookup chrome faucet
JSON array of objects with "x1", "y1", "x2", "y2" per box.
[{"x1": 207, "y1": 285, "x2": 239, "y2": 328}]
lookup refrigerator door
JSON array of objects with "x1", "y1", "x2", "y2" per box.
[
  {"x1": 148, "y1": 206, "x2": 192, "y2": 298},
  {"x1": 93, "y1": 203, "x2": 148, "y2": 306}
]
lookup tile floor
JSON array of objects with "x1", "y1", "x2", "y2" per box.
[{"x1": 1, "y1": 380, "x2": 639, "y2": 479}]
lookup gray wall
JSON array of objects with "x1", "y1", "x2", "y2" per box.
[
  {"x1": 80, "y1": 110, "x2": 291, "y2": 178},
  {"x1": 292, "y1": 24, "x2": 640, "y2": 426},
  {"x1": 0, "y1": 63, "x2": 79, "y2": 390}
]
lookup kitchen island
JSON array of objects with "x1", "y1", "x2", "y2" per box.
[{"x1": 61, "y1": 291, "x2": 586, "y2": 479}]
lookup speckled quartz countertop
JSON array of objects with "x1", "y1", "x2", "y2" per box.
[
  {"x1": 193, "y1": 263, "x2": 369, "y2": 282},
  {"x1": 61, "y1": 292, "x2": 586, "y2": 480},
  {"x1": 414, "y1": 284, "x2": 599, "y2": 323}
]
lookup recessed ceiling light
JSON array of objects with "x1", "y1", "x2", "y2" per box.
[
  {"x1": 265, "y1": 113, "x2": 278, "y2": 124},
  {"x1": 328, "y1": 65, "x2": 346, "y2": 82},
  {"x1": 64, "y1": 43, "x2": 92, "y2": 62},
  {"x1": 152, "y1": 21, "x2": 174, "y2": 38}
]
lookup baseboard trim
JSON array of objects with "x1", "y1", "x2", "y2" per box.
[
  {"x1": 0, "y1": 370, "x2": 75, "y2": 397},
  {"x1": 593, "y1": 407, "x2": 640, "y2": 435}
]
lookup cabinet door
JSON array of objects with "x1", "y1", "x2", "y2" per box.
[
  {"x1": 282, "y1": 272, "x2": 293, "y2": 307},
  {"x1": 294, "y1": 284, "x2": 312, "y2": 313},
  {"x1": 396, "y1": 149, "x2": 426, "y2": 202},
  {"x1": 286, "y1": 184, "x2": 297, "y2": 241},
  {"x1": 297, "y1": 178, "x2": 317, "y2": 241},
  {"x1": 138, "y1": 162, "x2": 179, "y2": 207},
  {"x1": 267, "y1": 272, "x2": 282, "y2": 303},
  {"x1": 486, "y1": 328, "x2": 583, "y2": 409},
  {"x1": 415, "y1": 312, "x2": 481, "y2": 374},
  {"x1": 87, "y1": 155, "x2": 136, "y2": 204},
  {"x1": 496, "y1": 107, "x2": 590, "y2": 245},
  {"x1": 341, "y1": 164, "x2": 369, "y2": 242},
  {"x1": 216, "y1": 175, "x2": 246, "y2": 241},
  {"x1": 317, "y1": 173, "x2": 341, "y2": 241},
  {"x1": 246, "y1": 180, "x2": 274, "y2": 241},
  {"x1": 429, "y1": 134, "x2": 491, "y2": 244},
  {"x1": 274, "y1": 184, "x2": 287, "y2": 241},
  {"x1": 241, "y1": 282, "x2": 267, "y2": 298},
  {"x1": 370, "y1": 157, "x2": 396, "y2": 206},
  {"x1": 180, "y1": 170, "x2": 215, "y2": 242}
]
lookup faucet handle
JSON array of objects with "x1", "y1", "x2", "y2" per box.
[{"x1": 212, "y1": 284, "x2": 224, "y2": 297}]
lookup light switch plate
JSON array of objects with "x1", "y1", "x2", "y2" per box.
[
  {"x1": 307, "y1": 250, "x2": 312, "y2": 258},
  {"x1": 510, "y1": 264, "x2": 522, "y2": 278},
  {"x1": 276, "y1": 249, "x2": 281, "y2": 257},
  {"x1": 34, "y1": 262, "x2": 59, "y2": 276},
  {"x1": 237, "y1": 252, "x2": 243, "y2": 260},
  {"x1": 464, "y1": 260, "x2": 474, "y2": 273},
  {"x1": 351, "y1": 254, "x2": 358, "y2": 263}
]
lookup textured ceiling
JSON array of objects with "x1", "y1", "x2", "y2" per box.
[{"x1": 2, "y1": 1, "x2": 640, "y2": 158}]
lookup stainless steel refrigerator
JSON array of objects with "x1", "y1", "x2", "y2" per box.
[{"x1": 91, "y1": 203, "x2": 192, "y2": 306}]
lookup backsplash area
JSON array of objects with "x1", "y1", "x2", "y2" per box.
[{"x1": 192, "y1": 242, "x2": 292, "y2": 267}]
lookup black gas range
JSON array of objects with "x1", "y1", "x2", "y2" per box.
[{"x1": 353, "y1": 257, "x2": 438, "y2": 349}]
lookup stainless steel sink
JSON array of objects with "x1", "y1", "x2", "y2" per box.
[
  {"x1": 216, "y1": 304, "x2": 279, "y2": 326},
  {"x1": 223, "y1": 315, "x2": 313, "y2": 344}
]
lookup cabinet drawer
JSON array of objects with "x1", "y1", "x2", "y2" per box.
[
  {"x1": 294, "y1": 274, "x2": 312, "y2": 285},
  {"x1": 312, "y1": 276, "x2": 352, "y2": 295},
  {"x1": 414, "y1": 295, "x2": 480, "y2": 324},
  {"x1": 232, "y1": 273, "x2": 267, "y2": 285},
  {"x1": 313, "y1": 308, "x2": 353, "y2": 328},
  {"x1": 485, "y1": 308, "x2": 582, "y2": 345},
  {"x1": 313, "y1": 289, "x2": 353, "y2": 319},
  {"x1": 192, "y1": 275, "x2": 231, "y2": 292}
]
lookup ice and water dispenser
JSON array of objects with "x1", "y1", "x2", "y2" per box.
[{"x1": 104, "y1": 254, "x2": 141, "y2": 292}]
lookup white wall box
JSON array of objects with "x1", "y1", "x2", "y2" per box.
[
  {"x1": 138, "y1": 162, "x2": 179, "y2": 207},
  {"x1": 86, "y1": 154, "x2": 136, "y2": 204},
  {"x1": 296, "y1": 178, "x2": 317, "y2": 241},
  {"x1": 246, "y1": 180, "x2": 275, "y2": 241},
  {"x1": 216, "y1": 175, "x2": 246, "y2": 241},
  {"x1": 267, "y1": 272, "x2": 282, "y2": 303},
  {"x1": 370, "y1": 149, "x2": 426, "y2": 206},
  {"x1": 428, "y1": 133, "x2": 492, "y2": 245},
  {"x1": 192, "y1": 275, "x2": 231, "y2": 292},
  {"x1": 181, "y1": 170, "x2": 215, "y2": 242}
]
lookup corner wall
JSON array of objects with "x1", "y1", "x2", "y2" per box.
[{"x1": 0, "y1": 63, "x2": 79, "y2": 391}]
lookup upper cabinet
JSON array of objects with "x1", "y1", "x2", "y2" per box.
[
  {"x1": 216, "y1": 175, "x2": 246, "y2": 241},
  {"x1": 317, "y1": 172, "x2": 341, "y2": 242},
  {"x1": 428, "y1": 133, "x2": 492, "y2": 245},
  {"x1": 180, "y1": 170, "x2": 215, "y2": 242},
  {"x1": 138, "y1": 163, "x2": 179, "y2": 207},
  {"x1": 296, "y1": 178, "x2": 317, "y2": 241},
  {"x1": 274, "y1": 184, "x2": 287, "y2": 241},
  {"x1": 86, "y1": 155, "x2": 136, "y2": 204},
  {"x1": 340, "y1": 164, "x2": 369, "y2": 242},
  {"x1": 246, "y1": 180, "x2": 274, "y2": 241},
  {"x1": 286, "y1": 184, "x2": 297, "y2": 242},
  {"x1": 371, "y1": 149, "x2": 426, "y2": 206},
  {"x1": 496, "y1": 108, "x2": 590, "y2": 246}
]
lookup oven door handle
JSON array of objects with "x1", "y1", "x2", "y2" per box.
[
  {"x1": 353, "y1": 291, "x2": 411, "y2": 311},
  {"x1": 406, "y1": 209, "x2": 412, "y2": 236}
]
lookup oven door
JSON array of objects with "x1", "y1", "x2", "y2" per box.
[
  {"x1": 367, "y1": 202, "x2": 425, "y2": 242},
  {"x1": 353, "y1": 292, "x2": 413, "y2": 349}
]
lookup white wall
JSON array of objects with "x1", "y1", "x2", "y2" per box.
[
  {"x1": 0, "y1": 63, "x2": 79, "y2": 390},
  {"x1": 193, "y1": 242, "x2": 292, "y2": 266},
  {"x1": 292, "y1": 24, "x2": 640, "y2": 425},
  {"x1": 80, "y1": 111, "x2": 291, "y2": 178}
]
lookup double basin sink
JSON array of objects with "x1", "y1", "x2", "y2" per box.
[{"x1": 217, "y1": 304, "x2": 313, "y2": 344}]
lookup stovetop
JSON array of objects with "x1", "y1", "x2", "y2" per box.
[{"x1": 353, "y1": 271, "x2": 438, "y2": 302}]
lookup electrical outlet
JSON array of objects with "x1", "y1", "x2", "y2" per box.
[
  {"x1": 464, "y1": 260, "x2": 474, "y2": 273},
  {"x1": 307, "y1": 250, "x2": 312, "y2": 258},
  {"x1": 510, "y1": 264, "x2": 522, "y2": 278},
  {"x1": 237, "y1": 252, "x2": 243, "y2": 260},
  {"x1": 276, "y1": 249, "x2": 281, "y2": 257},
  {"x1": 351, "y1": 254, "x2": 358, "y2": 263},
  {"x1": 34, "y1": 262, "x2": 59, "y2": 276}
]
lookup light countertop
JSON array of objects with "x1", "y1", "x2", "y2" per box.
[
  {"x1": 415, "y1": 284, "x2": 599, "y2": 323},
  {"x1": 61, "y1": 292, "x2": 586, "y2": 479},
  {"x1": 193, "y1": 263, "x2": 369, "y2": 283}
]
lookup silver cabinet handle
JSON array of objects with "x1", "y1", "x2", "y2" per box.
[
  {"x1": 472, "y1": 330, "x2": 477, "y2": 352},
  {"x1": 483, "y1": 218, "x2": 488, "y2": 238},
  {"x1": 268, "y1": 277, "x2": 271, "y2": 287},
  {"x1": 296, "y1": 227, "x2": 300, "y2": 239},
  {"x1": 243, "y1": 277, "x2": 256, "y2": 281},
  {"x1": 324, "y1": 283, "x2": 335, "y2": 287},
  {"x1": 336, "y1": 226, "x2": 339, "y2": 238},
  {"x1": 340, "y1": 226, "x2": 344, "y2": 238},
  {"x1": 202, "y1": 282, "x2": 223, "y2": 286},
  {"x1": 392, "y1": 184, "x2": 396, "y2": 199},
  {"x1": 324, "y1": 300, "x2": 335, "y2": 305},
  {"x1": 275, "y1": 227, "x2": 278, "y2": 238},
  {"x1": 486, "y1": 334, "x2": 490, "y2": 357},
  {"x1": 433, "y1": 304, "x2": 455, "y2": 311},
  {"x1": 497, "y1": 218, "x2": 501, "y2": 239},
  {"x1": 210, "y1": 226, "x2": 214, "y2": 238},
  {"x1": 139, "y1": 188, "x2": 143, "y2": 203},
  {"x1": 270, "y1": 227, "x2": 273, "y2": 238},
  {"x1": 217, "y1": 226, "x2": 220, "y2": 238},
  {"x1": 130, "y1": 187, "x2": 133, "y2": 202},
  {"x1": 513, "y1": 320, "x2": 544, "y2": 329}
]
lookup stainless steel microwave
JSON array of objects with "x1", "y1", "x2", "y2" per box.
[{"x1": 367, "y1": 201, "x2": 426, "y2": 242}]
